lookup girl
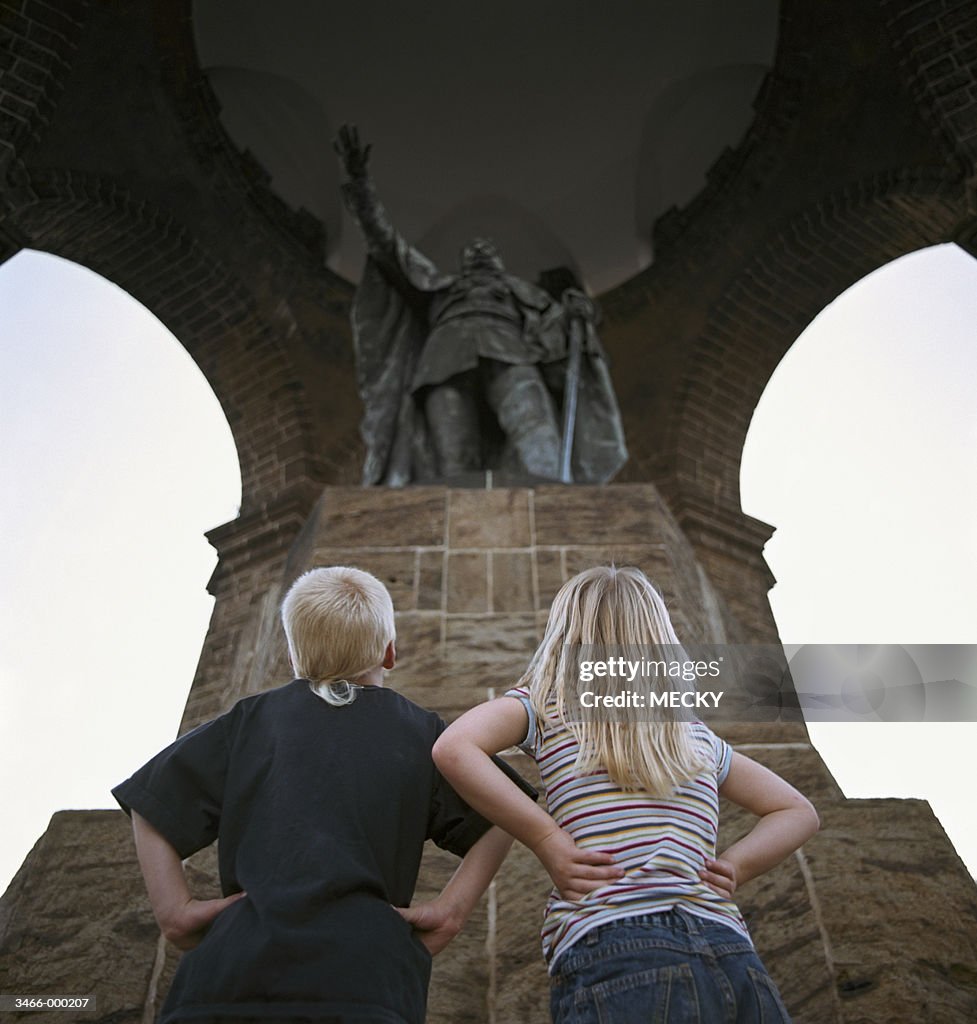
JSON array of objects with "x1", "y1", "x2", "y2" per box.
[{"x1": 433, "y1": 566, "x2": 819, "y2": 1023}]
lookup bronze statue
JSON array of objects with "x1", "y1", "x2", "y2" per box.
[{"x1": 335, "y1": 125, "x2": 627, "y2": 486}]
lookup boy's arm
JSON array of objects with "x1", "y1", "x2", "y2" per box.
[
  {"x1": 131, "y1": 811, "x2": 246, "y2": 950},
  {"x1": 397, "y1": 826, "x2": 513, "y2": 955},
  {"x1": 699, "y1": 751, "x2": 821, "y2": 897},
  {"x1": 432, "y1": 698, "x2": 623, "y2": 899}
]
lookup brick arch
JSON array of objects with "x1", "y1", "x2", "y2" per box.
[
  {"x1": 665, "y1": 171, "x2": 971, "y2": 523},
  {"x1": 146, "y1": 0, "x2": 363, "y2": 490},
  {"x1": 3, "y1": 167, "x2": 325, "y2": 514},
  {"x1": 148, "y1": 0, "x2": 327, "y2": 270},
  {"x1": 0, "y1": 0, "x2": 337, "y2": 512},
  {"x1": 882, "y1": 0, "x2": 977, "y2": 165},
  {"x1": 0, "y1": 2, "x2": 88, "y2": 181}
]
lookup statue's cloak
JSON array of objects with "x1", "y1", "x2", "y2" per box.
[{"x1": 350, "y1": 234, "x2": 628, "y2": 486}]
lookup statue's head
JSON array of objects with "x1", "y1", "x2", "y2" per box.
[{"x1": 461, "y1": 237, "x2": 505, "y2": 274}]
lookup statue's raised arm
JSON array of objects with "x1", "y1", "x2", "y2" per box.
[{"x1": 334, "y1": 123, "x2": 410, "y2": 273}]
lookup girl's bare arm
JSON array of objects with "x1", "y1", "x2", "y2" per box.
[
  {"x1": 702, "y1": 752, "x2": 820, "y2": 895},
  {"x1": 433, "y1": 698, "x2": 622, "y2": 899}
]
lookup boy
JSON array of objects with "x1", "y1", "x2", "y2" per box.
[{"x1": 113, "y1": 566, "x2": 544, "y2": 1024}]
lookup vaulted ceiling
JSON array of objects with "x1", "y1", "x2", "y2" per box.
[{"x1": 194, "y1": 0, "x2": 778, "y2": 292}]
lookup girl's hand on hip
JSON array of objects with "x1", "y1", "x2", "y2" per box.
[
  {"x1": 532, "y1": 828, "x2": 624, "y2": 901},
  {"x1": 699, "y1": 857, "x2": 737, "y2": 899}
]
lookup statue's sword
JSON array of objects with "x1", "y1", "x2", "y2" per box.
[{"x1": 559, "y1": 314, "x2": 584, "y2": 483}]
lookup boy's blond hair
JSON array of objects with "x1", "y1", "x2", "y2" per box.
[{"x1": 281, "y1": 567, "x2": 395, "y2": 697}]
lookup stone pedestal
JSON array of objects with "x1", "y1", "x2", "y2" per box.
[
  {"x1": 2, "y1": 486, "x2": 976, "y2": 1023},
  {"x1": 0, "y1": 812, "x2": 159, "y2": 1024}
]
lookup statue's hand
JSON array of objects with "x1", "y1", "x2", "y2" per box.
[
  {"x1": 334, "y1": 123, "x2": 372, "y2": 181},
  {"x1": 562, "y1": 288, "x2": 597, "y2": 323}
]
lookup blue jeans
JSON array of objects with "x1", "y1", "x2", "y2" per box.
[{"x1": 549, "y1": 909, "x2": 792, "y2": 1023}]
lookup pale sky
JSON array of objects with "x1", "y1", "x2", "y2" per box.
[
  {"x1": 1, "y1": 244, "x2": 975, "y2": 898},
  {"x1": 739, "y1": 242, "x2": 977, "y2": 881}
]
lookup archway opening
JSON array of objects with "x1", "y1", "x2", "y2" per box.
[
  {"x1": 0, "y1": 250, "x2": 242, "y2": 895},
  {"x1": 741, "y1": 242, "x2": 977, "y2": 879}
]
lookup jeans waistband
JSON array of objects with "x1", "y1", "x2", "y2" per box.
[{"x1": 581, "y1": 908, "x2": 702, "y2": 945}]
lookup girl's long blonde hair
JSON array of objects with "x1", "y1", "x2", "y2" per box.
[{"x1": 522, "y1": 566, "x2": 710, "y2": 795}]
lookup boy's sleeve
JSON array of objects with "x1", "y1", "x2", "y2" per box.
[
  {"x1": 428, "y1": 737, "x2": 538, "y2": 858},
  {"x1": 112, "y1": 714, "x2": 230, "y2": 859}
]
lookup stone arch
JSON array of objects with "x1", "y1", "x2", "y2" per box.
[
  {"x1": 0, "y1": 0, "x2": 347, "y2": 513},
  {"x1": 149, "y1": 0, "x2": 327, "y2": 267},
  {"x1": 881, "y1": 0, "x2": 977, "y2": 166},
  {"x1": 0, "y1": 2, "x2": 88, "y2": 181},
  {"x1": 2, "y1": 167, "x2": 325, "y2": 514},
  {"x1": 665, "y1": 171, "x2": 971, "y2": 524}
]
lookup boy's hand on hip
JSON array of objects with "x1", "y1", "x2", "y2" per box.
[
  {"x1": 532, "y1": 828, "x2": 623, "y2": 901},
  {"x1": 160, "y1": 892, "x2": 247, "y2": 951},
  {"x1": 395, "y1": 900, "x2": 462, "y2": 956},
  {"x1": 699, "y1": 858, "x2": 737, "y2": 899}
]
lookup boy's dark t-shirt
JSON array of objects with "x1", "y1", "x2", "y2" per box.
[{"x1": 113, "y1": 680, "x2": 519, "y2": 1024}]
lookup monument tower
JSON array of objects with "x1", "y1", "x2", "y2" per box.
[{"x1": 2, "y1": 2, "x2": 976, "y2": 1021}]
